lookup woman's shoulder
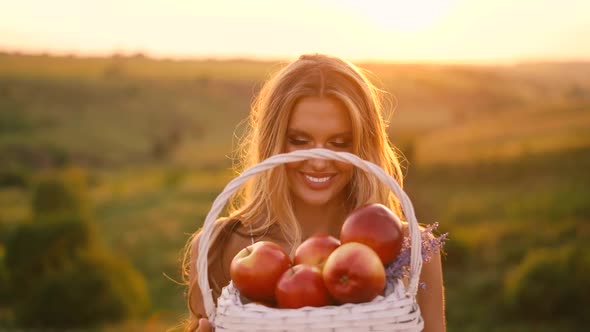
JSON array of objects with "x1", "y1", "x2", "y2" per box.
[
  {"x1": 221, "y1": 219, "x2": 289, "y2": 252},
  {"x1": 194, "y1": 217, "x2": 289, "y2": 266},
  {"x1": 201, "y1": 217, "x2": 253, "y2": 238},
  {"x1": 218, "y1": 218, "x2": 255, "y2": 256},
  {"x1": 218, "y1": 219, "x2": 291, "y2": 261},
  {"x1": 191, "y1": 218, "x2": 250, "y2": 261}
]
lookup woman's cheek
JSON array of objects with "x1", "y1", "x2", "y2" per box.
[
  {"x1": 285, "y1": 160, "x2": 303, "y2": 171},
  {"x1": 335, "y1": 161, "x2": 354, "y2": 175}
]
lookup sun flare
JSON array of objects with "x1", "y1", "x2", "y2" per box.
[{"x1": 339, "y1": 0, "x2": 457, "y2": 33}]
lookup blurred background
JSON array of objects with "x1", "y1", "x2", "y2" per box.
[{"x1": 0, "y1": 0, "x2": 589, "y2": 331}]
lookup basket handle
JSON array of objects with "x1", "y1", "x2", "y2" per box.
[{"x1": 196, "y1": 148, "x2": 423, "y2": 322}]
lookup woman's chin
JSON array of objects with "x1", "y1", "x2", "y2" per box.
[{"x1": 295, "y1": 191, "x2": 337, "y2": 207}]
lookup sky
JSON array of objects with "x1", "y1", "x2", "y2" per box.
[{"x1": 1, "y1": 0, "x2": 589, "y2": 64}]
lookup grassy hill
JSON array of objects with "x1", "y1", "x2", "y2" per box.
[{"x1": 2, "y1": 52, "x2": 589, "y2": 168}]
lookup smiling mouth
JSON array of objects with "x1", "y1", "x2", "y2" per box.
[{"x1": 305, "y1": 175, "x2": 332, "y2": 183}]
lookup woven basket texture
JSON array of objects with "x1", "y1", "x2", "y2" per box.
[{"x1": 196, "y1": 149, "x2": 425, "y2": 331}]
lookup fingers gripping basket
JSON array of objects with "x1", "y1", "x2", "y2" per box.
[{"x1": 196, "y1": 149, "x2": 424, "y2": 331}]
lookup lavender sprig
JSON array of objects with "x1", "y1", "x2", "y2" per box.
[{"x1": 386, "y1": 222, "x2": 448, "y2": 287}]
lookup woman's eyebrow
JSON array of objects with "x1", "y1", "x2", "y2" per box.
[
  {"x1": 330, "y1": 131, "x2": 353, "y2": 138},
  {"x1": 287, "y1": 128, "x2": 352, "y2": 138},
  {"x1": 286, "y1": 128, "x2": 309, "y2": 136}
]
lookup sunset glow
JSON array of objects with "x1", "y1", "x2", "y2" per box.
[
  {"x1": 335, "y1": 0, "x2": 457, "y2": 33},
  {"x1": 0, "y1": 0, "x2": 589, "y2": 63}
]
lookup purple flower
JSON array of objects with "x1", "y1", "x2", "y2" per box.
[{"x1": 386, "y1": 222, "x2": 448, "y2": 287}]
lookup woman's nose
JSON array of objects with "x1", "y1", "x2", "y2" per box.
[{"x1": 307, "y1": 157, "x2": 328, "y2": 170}]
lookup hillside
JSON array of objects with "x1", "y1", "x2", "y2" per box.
[{"x1": 1, "y1": 52, "x2": 589, "y2": 169}]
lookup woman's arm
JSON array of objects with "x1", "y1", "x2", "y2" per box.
[
  {"x1": 188, "y1": 232, "x2": 213, "y2": 332},
  {"x1": 417, "y1": 249, "x2": 446, "y2": 332},
  {"x1": 187, "y1": 219, "x2": 251, "y2": 331}
]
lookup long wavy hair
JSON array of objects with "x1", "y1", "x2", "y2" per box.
[
  {"x1": 228, "y1": 53, "x2": 404, "y2": 246},
  {"x1": 181, "y1": 53, "x2": 405, "y2": 331}
]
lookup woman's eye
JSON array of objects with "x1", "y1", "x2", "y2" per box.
[
  {"x1": 288, "y1": 138, "x2": 308, "y2": 145},
  {"x1": 331, "y1": 141, "x2": 351, "y2": 148}
]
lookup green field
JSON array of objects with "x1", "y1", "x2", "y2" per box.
[{"x1": 1, "y1": 52, "x2": 589, "y2": 331}]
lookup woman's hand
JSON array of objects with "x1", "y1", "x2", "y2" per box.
[{"x1": 196, "y1": 318, "x2": 212, "y2": 331}]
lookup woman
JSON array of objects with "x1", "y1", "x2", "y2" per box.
[{"x1": 182, "y1": 54, "x2": 446, "y2": 331}]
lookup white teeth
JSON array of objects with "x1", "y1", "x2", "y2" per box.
[{"x1": 305, "y1": 175, "x2": 331, "y2": 183}]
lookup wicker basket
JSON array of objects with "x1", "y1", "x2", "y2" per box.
[{"x1": 196, "y1": 148, "x2": 424, "y2": 331}]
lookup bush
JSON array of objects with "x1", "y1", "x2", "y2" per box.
[
  {"x1": 14, "y1": 250, "x2": 150, "y2": 328},
  {"x1": 0, "y1": 167, "x2": 29, "y2": 188},
  {"x1": 31, "y1": 167, "x2": 91, "y2": 221},
  {"x1": 0, "y1": 223, "x2": 13, "y2": 307},
  {"x1": 4, "y1": 167, "x2": 150, "y2": 328},
  {"x1": 440, "y1": 230, "x2": 471, "y2": 267},
  {"x1": 4, "y1": 217, "x2": 97, "y2": 291},
  {"x1": 504, "y1": 244, "x2": 590, "y2": 323},
  {"x1": 0, "y1": 248, "x2": 9, "y2": 306}
]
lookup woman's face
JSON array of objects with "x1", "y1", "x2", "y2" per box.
[{"x1": 284, "y1": 96, "x2": 354, "y2": 207}]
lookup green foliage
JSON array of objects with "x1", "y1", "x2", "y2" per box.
[
  {"x1": 0, "y1": 166, "x2": 29, "y2": 188},
  {"x1": 503, "y1": 244, "x2": 590, "y2": 323},
  {"x1": 4, "y1": 216, "x2": 97, "y2": 291},
  {"x1": 32, "y1": 168, "x2": 91, "y2": 221},
  {"x1": 439, "y1": 230, "x2": 471, "y2": 267},
  {"x1": 408, "y1": 147, "x2": 590, "y2": 331},
  {"x1": 14, "y1": 250, "x2": 149, "y2": 329},
  {"x1": 0, "y1": 245, "x2": 9, "y2": 306},
  {"x1": 3, "y1": 168, "x2": 150, "y2": 328},
  {"x1": 0, "y1": 102, "x2": 32, "y2": 133}
]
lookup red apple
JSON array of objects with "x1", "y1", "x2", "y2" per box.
[
  {"x1": 275, "y1": 264, "x2": 333, "y2": 309},
  {"x1": 294, "y1": 233, "x2": 340, "y2": 268},
  {"x1": 230, "y1": 241, "x2": 291, "y2": 304},
  {"x1": 322, "y1": 242, "x2": 386, "y2": 304},
  {"x1": 340, "y1": 203, "x2": 403, "y2": 265}
]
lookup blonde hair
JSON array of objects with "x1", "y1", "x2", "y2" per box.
[
  {"x1": 181, "y1": 53, "x2": 404, "y2": 331},
  {"x1": 229, "y1": 53, "x2": 404, "y2": 249}
]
